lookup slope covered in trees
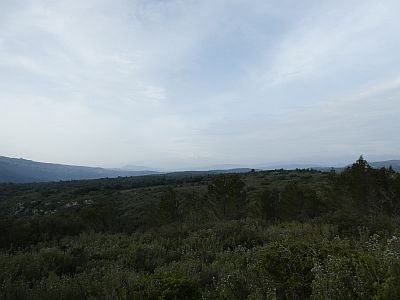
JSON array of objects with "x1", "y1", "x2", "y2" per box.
[
  {"x1": 0, "y1": 157, "x2": 400, "y2": 299},
  {"x1": 0, "y1": 156, "x2": 159, "y2": 183}
]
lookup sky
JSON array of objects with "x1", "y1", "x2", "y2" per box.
[{"x1": 1, "y1": 0, "x2": 400, "y2": 169}]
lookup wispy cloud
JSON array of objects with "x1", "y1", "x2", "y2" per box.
[
  {"x1": 254, "y1": 1, "x2": 396, "y2": 85},
  {"x1": 0, "y1": 0, "x2": 399, "y2": 168}
]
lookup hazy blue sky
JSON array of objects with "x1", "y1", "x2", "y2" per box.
[{"x1": 1, "y1": 0, "x2": 400, "y2": 169}]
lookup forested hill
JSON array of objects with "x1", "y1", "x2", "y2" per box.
[
  {"x1": 0, "y1": 156, "x2": 255, "y2": 183},
  {"x1": 1, "y1": 157, "x2": 400, "y2": 299},
  {"x1": 2, "y1": 154, "x2": 400, "y2": 183},
  {"x1": 0, "y1": 156, "x2": 159, "y2": 183}
]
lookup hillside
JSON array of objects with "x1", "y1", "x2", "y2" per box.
[
  {"x1": 0, "y1": 156, "x2": 258, "y2": 183},
  {"x1": 1, "y1": 158, "x2": 400, "y2": 299},
  {"x1": 0, "y1": 156, "x2": 159, "y2": 183}
]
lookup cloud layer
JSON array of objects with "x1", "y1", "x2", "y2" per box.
[{"x1": 1, "y1": 0, "x2": 399, "y2": 168}]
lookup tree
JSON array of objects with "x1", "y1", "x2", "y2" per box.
[
  {"x1": 159, "y1": 187, "x2": 181, "y2": 223},
  {"x1": 181, "y1": 190, "x2": 212, "y2": 224},
  {"x1": 207, "y1": 174, "x2": 246, "y2": 219},
  {"x1": 278, "y1": 183, "x2": 324, "y2": 220},
  {"x1": 255, "y1": 188, "x2": 279, "y2": 221}
]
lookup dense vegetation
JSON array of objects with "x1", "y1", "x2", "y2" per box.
[{"x1": 1, "y1": 157, "x2": 400, "y2": 299}]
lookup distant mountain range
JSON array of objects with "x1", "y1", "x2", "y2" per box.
[
  {"x1": 369, "y1": 160, "x2": 400, "y2": 172},
  {"x1": 0, "y1": 156, "x2": 255, "y2": 183},
  {"x1": 0, "y1": 155, "x2": 399, "y2": 183},
  {"x1": 189, "y1": 161, "x2": 400, "y2": 173},
  {"x1": 312, "y1": 160, "x2": 400, "y2": 173},
  {"x1": 0, "y1": 156, "x2": 159, "y2": 183}
]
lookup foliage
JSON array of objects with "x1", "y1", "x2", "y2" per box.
[{"x1": 1, "y1": 158, "x2": 400, "y2": 299}]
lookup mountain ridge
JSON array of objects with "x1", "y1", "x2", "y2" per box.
[
  {"x1": 0, "y1": 156, "x2": 159, "y2": 183},
  {"x1": 1, "y1": 155, "x2": 399, "y2": 183}
]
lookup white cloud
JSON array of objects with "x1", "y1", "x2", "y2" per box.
[
  {"x1": 1, "y1": 0, "x2": 399, "y2": 168},
  {"x1": 255, "y1": 0, "x2": 399, "y2": 86},
  {"x1": 191, "y1": 77, "x2": 400, "y2": 165}
]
